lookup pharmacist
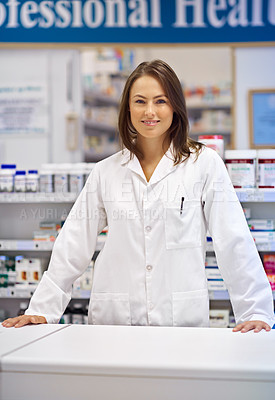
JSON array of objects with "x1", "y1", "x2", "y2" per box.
[{"x1": 2, "y1": 60, "x2": 274, "y2": 332}]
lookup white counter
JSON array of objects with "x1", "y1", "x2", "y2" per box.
[
  {"x1": 1, "y1": 325, "x2": 275, "y2": 400},
  {"x1": 0, "y1": 323, "x2": 68, "y2": 357}
]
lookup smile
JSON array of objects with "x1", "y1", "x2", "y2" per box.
[{"x1": 142, "y1": 120, "x2": 160, "y2": 126}]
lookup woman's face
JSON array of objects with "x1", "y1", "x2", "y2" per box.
[{"x1": 129, "y1": 75, "x2": 174, "y2": 142}]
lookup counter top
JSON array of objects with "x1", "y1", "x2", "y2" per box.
[
  {"x1": 2, "y1": 324, "x2": 275, "y2": 381},
  {"x1": 1, "y1": 325, "x2": 274, "y2": 400},
  {"x1": 0, "y1": 323, "x2": 68, "y2": 358}
]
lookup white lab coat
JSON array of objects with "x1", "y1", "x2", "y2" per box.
[{"x1": 26, "y1": 146, "x2": 275, "y2": 328}]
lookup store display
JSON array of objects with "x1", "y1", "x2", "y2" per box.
[
  {"x1": 209, "y1": 309, "x2": 229, "y2": 328},
  {"x1": 0, "y1": 162, "x2": 96, "y2": 194},
  {"x1": 0, "y1": 46, "x2": 274, "y2": 325},
  {"x1": 257, "y1": 149, "x2": 275, "y2": 189},
  {"x1": 71, "y1": 303, "x2": 85, "y2": 324},
  {"x1": 0, "y1": 256, "x2": 16, "y2": 288},
  {"x1": 225, "y1": 149, "x2": 257, "y2": 188},
  {"x1": 39, "y1": 164, "x2": 54, "y2": 193},
  {"x1": 53, "y1": 164, "x2": 70, "y2": 194},
  {"x1": 14, "y1": 171, "x2": 26, "y2": 192},
  {"x1": 198, "y1": 135, "x2": 224, "y2": 158},
  {"x1": 26, "y1": 170, "x2": 39, "y2": 192},
  {"x1": 263, "y1": 255, "x2": 275, "y2": 291},
  {"x1": 248, "y1": 219, "x2": 275, "y2": 231},
  {"x1": 0, "y1": 164, "x2": 16, "y2": 192}
]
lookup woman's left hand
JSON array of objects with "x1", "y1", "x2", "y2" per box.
[{"x1": 233, "y1": 320, "x2": 272, "y2": 333}]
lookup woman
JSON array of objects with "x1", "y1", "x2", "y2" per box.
[{"x1": 2, "y1": 60, "x2": 274, "y2": 332}]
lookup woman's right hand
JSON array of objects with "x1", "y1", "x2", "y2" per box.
[{"x1": 2, "y1": 315, "x2": 47, "y2": 328}]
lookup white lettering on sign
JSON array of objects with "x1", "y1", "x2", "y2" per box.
[
  {"x1": 173, "y1": 0, "x2": 206, "y2": 27},
  {"x1": 0, "y1": 0, "x2": 273, "y2": 31},
  {"x1": 173, "y1": 0, "x2": 274, "y2": 28},
  {"x1": 207, "y1": 0, "x2": 227, "y2": 28},
  {"x1": 83, "y1": 0, "x2": 104, "y2": 28},
  {"x1": 0, "y1": 3, "x2": 7, "y2": 27},
  {"x1": 55, "y1": 1, "x2": 72, "y2": 28},
  {"x1": 39, "y1": 1, "x2": 55, "y2": 28},
  {"x1": 6, "y1": 0, "x2": 20, "y2": 28},
  {"x1": 105, "y1": 0, "x2": 127, "y2": 27},
  {"x1": 21, "y1": 1, "x2": 39, "y2": 29}
]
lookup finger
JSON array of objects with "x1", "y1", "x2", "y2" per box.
[
  {"x1": 2, "y1": 317, "x2": 22, "y2": 328},
  {"x1": 254, "y1": 323, "x2": 271, "y2": 333},
  {"x1": 241, "y1": 322, "x2": 257, "y2": 333},
  {"x1": 232, "y1": 324, "x2": 244, "y2": 332}
]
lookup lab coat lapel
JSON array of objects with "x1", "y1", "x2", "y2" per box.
[
  {"x1": 121, "y1": 147, "x2": 177, "y2": 185},
  {"x1": 149, "y1": 148, "x2": 176, "y2": 185},
  {"x1": 120, "y1": 148, "x2": 148, "y2": 183}
]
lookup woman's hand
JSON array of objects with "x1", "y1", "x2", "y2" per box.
[
  {"x1": 2, "y1": 315, "x2": 47, "y2": 328},
  {"x1": 233, "y1": 320, "x2": 271, "y2": 333}
]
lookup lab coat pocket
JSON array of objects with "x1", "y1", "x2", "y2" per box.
[
  {"x1": 89, "y1": 292, "x2": 131, "y2": 325},
  {"x1": 164, "y1": 200, "x2": 201, "y2": 249},
  {"x1": 172, "y1": 289, "x2": 209, "y2": 327}
]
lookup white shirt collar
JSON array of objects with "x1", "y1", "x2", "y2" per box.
[{"x1": 120, "y1": 146, "x2": 177, "y2": 184}]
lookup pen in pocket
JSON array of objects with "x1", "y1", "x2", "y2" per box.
[{"x1": 180, "y1": 197, "x2": 184, "y2": 215}]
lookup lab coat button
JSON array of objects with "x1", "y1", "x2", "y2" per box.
[
  {"x1": 146, "y1": 265, "x2": 153, "y2": 271},
  {"x1": 145, "y1": 225, "x2": 152, "y2": 232}
]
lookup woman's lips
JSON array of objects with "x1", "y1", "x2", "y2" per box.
[{"x1": 142, "y1": 120, "x2": 160, "y2": 126}]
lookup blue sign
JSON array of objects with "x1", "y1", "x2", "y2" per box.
[{"x1": 0, "y1": 0, "x2": 274, "y2": 44}]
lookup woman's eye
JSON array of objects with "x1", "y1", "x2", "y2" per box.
[
  {"x1": 135, "y1": 99, "x2": 145, "y2": 104},
  {"x1": 156, "y1": 99, "x2": 166, "y2": 104}
]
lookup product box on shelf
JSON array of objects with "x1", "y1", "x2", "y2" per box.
[
  {"x1": 0, "y1": 256, "x2": 16, "y2": 288},
  {"x1": 209, "y1": 309, "x2": 229, "y2": 328},
  {"x1": 248, "y1": 219, "x2": 275, "y2": 231},
  {"x1": 225, "y1": 150, "x2": 257, "y2": 189},
  {"x1": 257, "y1": 149, "x2": 275, "y2": 189},
  {"x1": 263, "y1": 254, "x2": 275, "y2": 291},
  {"x1": 250, "y1": 231, "x2": 275, "y2": 244}
]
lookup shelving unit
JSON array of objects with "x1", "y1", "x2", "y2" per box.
[
  {"x1": 0, "y1": 192, "x2": 104, "y2": 320},
  {"x1": 187, "y1": 102, "x2": 232, "y2": 149},
  {"x1": 1, "y1": 188, "x2": 274, "y2": 323}
]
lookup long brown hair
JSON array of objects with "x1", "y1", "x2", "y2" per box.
[{"x1": 118, "y1": 59, "x2": 203, "y2": 164}]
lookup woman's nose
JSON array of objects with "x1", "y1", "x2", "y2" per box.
[{"x1": 145, "y1": 102, "x2": 155, "y2": 117}]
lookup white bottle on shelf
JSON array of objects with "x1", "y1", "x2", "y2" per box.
[
  {"x1": 26, "y1": 170, "x2": 39, "y2": 192},
  {"x1": 0, "y1": 164, "x2": 16, "y2": 192},
  {"x1": 40, "y1": 164, "x2": 54, "y2": 193},
  {"x1": 54, "y1": 164, "x2": 71, "y2": 193},
  {"x1": 14, "y1": 171, "x2": 26, "y2": 192},
  {"x1": 69, "y1": 163, "x2": 86, "y2": 193}
]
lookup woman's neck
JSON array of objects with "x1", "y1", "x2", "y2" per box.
[
  {"x1": 136, "y1": 135, "x2": 170, "y2": 163},
  {"x1": 136, "y1": 136, "x2": 171, "y2": 181}
]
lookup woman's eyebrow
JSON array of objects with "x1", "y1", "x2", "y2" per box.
[{"x1": 132, "y1": 94, "x2": 168, "y2": 99}]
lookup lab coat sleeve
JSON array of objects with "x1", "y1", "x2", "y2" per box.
[
  {"x1": 25, "y1": 164, "x2": 107, "y2": 324},
  {"x1": 202, "y1": 149, "x2": 275, "y2": 328}
]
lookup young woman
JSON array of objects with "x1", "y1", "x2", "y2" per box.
[{"x1": 2, "y1": 60, "x2": 274, "y2": 332}]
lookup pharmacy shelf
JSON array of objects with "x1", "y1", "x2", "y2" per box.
[
  {"x1": 190, "y1": 130, "x2": 231, "y2": 136},
  {"x1": 206, "y1": 241, "x2": 275, "y2": 252},
  {"x1": 0, "y1": 285, "x2": 38, "y2": 298},
  {"x1": 0, "y1": 239, "x2": 106, "y2": 252},
  {"x1": 84, "y1": 119, "x2": 117, "y2": 133},
  {"x1": 0, "y1": 240, "x2": 54, "y2": 251},
  {"x1": 186, "y1": 103, "x2": 232, "y2": 110},
  {"x1": 84, "y1": 90, "x2": 120, "y2": 106},
  {"x1": 0, "y1": 193, "x2": 78, "y2": 203},
  {"x1": 0, "y1": 287, "x2": 91, "y2": 299},
  {"x1": 1, "y1": 287, "x2": 274, "y2": 301},
  {"x1": 236, "y1": 188, "x2": 275, "y2": 202},
  {"x1": 209, "y1": 290, "x2": 275, "y2": 301},
  {"x1": 1, "y1": 189, "x2": 274, "y2": 203}
]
